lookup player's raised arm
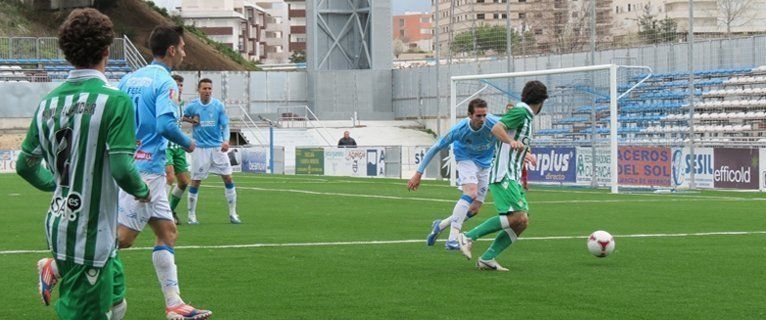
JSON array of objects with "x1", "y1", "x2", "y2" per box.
[
  {"x1": 16, "y1": 114, "x2": 55, "y2": 192},
  {"x1": 408, "y1": 128, "x2": 457, "y2": 191}
]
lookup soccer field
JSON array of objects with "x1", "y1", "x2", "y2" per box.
[{"x1": 1, "y1": 173, "x2": 764, "y2": 319}]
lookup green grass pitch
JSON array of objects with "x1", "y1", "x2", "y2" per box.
[{"x1": 1, "y1": 173, "x2": 764, "y2": 319}]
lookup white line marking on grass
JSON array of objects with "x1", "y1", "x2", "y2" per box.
[
  {"x1": 3, "y1": 231, "x2": 764, "y2": 255},
  {"x1": 209, "y1": 185, "x2": 766, "y2": 204}
]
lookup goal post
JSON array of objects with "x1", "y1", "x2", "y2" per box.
[{"x1": 449, "y1": 64, "x2": 653, "y2": 194}]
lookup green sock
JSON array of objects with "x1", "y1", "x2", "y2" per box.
[
  {"x1": 170, "y1": 194, "x2": 182, "y2": 211},
  {"x1": 481, "y1": 230, "x2": 514, "y2": 260},
  {"x1": 465, "y1": 216, "x2": 503, "y2": 240}
]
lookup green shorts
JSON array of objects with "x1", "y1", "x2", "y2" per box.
[
  {"x1": 166, "y1": 147, "x2": 189, "y2": 174},
  {"x1": 489, "y1": 177, "x2": 529, "y2": 214},
  {"x1": 55, "y1": 255, "x2": 126, "y2": 320}
]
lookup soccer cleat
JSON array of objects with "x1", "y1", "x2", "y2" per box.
[
  {"x1": 188, "y1": 215, "x2": 199, "y2": 225},
  {"x1": 37, "y1": 258, "x2": 59, "y2": 306},
  {"x1": 444, "y1": 240, "x2": 460, "y2": 250},
  {"x1": 166, "y1": 304, "x2": 212, "y2": 320},
  {"x1": 173, "y1": 212, "x2": 180, "y2": 225},
  {"x1": 477, "y1": 258, "x2": 509, "y2": 272},
  {"x1": 229, "y1": 214, "x2": 242, "y2": 224},
  {"x1": 426, "y1": 219, "x2": 442, "y2": 246},
  {"x1": 457, "y1": 233, "x2": 473, "y2": 260}
]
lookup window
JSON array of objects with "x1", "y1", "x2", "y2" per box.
[
  {"x1": 421, "y1": 17, "x2": 430, "y2": 23},
  {"x1": 534, "y1": 28, "x2": 542, "y2": 35},
  {"x1": 519, "y1": 12, "x2": 526, "y2": 19},
  {"x1": 502, "y1": 13, "x2": 507, "y2": 19},
  {"x1": 628, "y1": 4, "x2": 631, "y2": 12},
  {"x1": 477, "y1": 0, "x2": 484, "y2": 3},
  {"x1": 493, "y1": 13, "x2": 499, "y2": 19},
  {"x1": 477, "y1": 13, "x2": 485, "y2": 20},
  {"x1": 421, "y1": 28, "x2": 431, "y2": 35},
  {"x1": 399, "y1": 30, "x2": 405, "y2": 37},
  {"x1": 399, "y1": 19, "x2": 405, "y2": 27}
]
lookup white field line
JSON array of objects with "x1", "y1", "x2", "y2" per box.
[
  {"x1": 231, "y1": 177, "x2": 766, "y2": 201},
  {"x1": 2, "y1": 231, "x2": 765, "y2": 255},
  {"x1": 208, "y1": 185, "x2": 766, "y2": 204}
]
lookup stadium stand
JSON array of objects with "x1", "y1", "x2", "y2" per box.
[{"x1": 535, "y1": 65, "x2": 766, "y2": 145}]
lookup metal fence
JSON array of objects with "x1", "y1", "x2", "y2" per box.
[{"x1": 0, "y1": 37, "x2": 129, "y2": 61}]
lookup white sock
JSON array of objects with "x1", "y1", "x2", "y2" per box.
[
  {"x1": 111, "y1": 299, "x2": 127, "y2": 320},
  {"x1": 172, "y1": 186, "x2": 185, "y2": 199},
  {"x1": 224, "y1": 186, "x2": 237, "y2": 216},
  {"x1": 152, "y1": 247, "x2": 183, "y2": 308},
  {"x1": 448, "y1": 196, "x2": 472, "y2": 241},
  {"x1": 188, "y1": 188, "x2": 198, "y2": 219},
  {"x1": 438, "y1": 218, "x2": 451, "y2": 231}
]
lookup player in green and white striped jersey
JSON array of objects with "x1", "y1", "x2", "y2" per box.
[
  {"x1": 166, "y1": 74, "x2": 194, "y2": 224},
  {"x1": 15, "y1": 9, "x2": 149, "y2": 320},
  {"x1": 457, "y1": 80, "x2": 548, "y2": 271}
]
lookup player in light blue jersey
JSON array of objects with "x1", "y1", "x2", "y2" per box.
[
  {"x1": 116, "y1": 25, "x2": 212, "y2": 320},
  {"x1": 407, "y1": 99, "x2": 500, "y2": 250},
  {"x1": 184, "y1": 78, "x2": 240, "y2": 224}
]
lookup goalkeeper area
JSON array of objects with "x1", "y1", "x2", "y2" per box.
[
  {"x1": 451, "y1": 64, "x2": 653, "y2": 192},
  {"x1": 1, "y1": 173, "x2": 764, "y2": 319}
]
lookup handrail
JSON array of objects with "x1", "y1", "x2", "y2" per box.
[
  {"x1": 237, "y1": 105, "x2": 267, "y2": 145},
  {"x1": 300, "y1": 106, "x2": 334, "y2": 146},
  {"x1": 122, "y1": 35, "x2": 147, "y2": 70}
]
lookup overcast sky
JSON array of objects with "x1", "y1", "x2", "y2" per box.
[{"x1": 392, "y1": 0, "x2": 431, "y2": 14}]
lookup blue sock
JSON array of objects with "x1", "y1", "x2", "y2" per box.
[{"x1": 189, "y1": 186, "x2": 198, "y2": 194}]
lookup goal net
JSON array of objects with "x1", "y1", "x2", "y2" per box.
[{"x1": 450, "y1": 64, "x2": 654, "y2": 193}]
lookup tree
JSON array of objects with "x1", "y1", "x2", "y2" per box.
[
  {"x1": 290, "y1": 50, "x2": 306, "y2": 63},
  {"x1": 550, "y1": 3, "x2": 589, "y2": 54},
  {"x1": 450, "y1": 25, "x2": 534, "y2": 55},
  {"x1": 393, "y1": 38, "x2": 406, "y2": 58},
  {"x1": 638, "y1": 6, "x2": 678, "y2": 44},
  {"x1": 713, "y1": 0, "x2": 756, "y2": 37}
]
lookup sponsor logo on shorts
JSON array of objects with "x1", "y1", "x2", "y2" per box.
[{"x1": 85, "y1": 269, "x2": 100, "y2": 286}]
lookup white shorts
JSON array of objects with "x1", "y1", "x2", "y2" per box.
[
  {"x1": 118, "y1": 173, "x2": 173, "y2": 232},
  {"x1": 456, "y1": 160, "x2": 490, "y2": 203},
  {"x1": 191, "y1": 147, "x2": 233, "y2": 180}
]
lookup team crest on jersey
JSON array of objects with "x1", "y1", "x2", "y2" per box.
[{"x1": 169, "y1": 89, "x2": 179, "y2": 103}]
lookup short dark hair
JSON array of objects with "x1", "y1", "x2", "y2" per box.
[
  {"x1": 521, "y1": 80, "x2": 548, "y2": 105},
  {"x1": 149, "y1": 25, "x2": 184, "y2": 57},
  {"x1": 171, "y1": 74, "x2": 184, "y2": 82},
  {"x1": 467, "y1": 98, "x2": 488, "y2": 114},
  {"x1": 198, "y1": 78, "x2": 212, "y2": 88},
  {"x1": 58, "y1": 8, "x2": 114, "y2": 68}
]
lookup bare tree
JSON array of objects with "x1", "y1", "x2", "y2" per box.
[
  {"x1": 549, "y1": 1, "x2": 590, "y2": 54},
  {"x1": 714, "y1": 0, "x2": 757, "y2": 37},
  {"x1": 393, "y1": 39, "x2": 406, "y2": 59}
]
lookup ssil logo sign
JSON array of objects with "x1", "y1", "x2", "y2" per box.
[
  {"x1": 713, "y1": 148, "x2": 759, "y2": 190},
  {"x1": 671, "y1": 148, "x2": 714, "y2": 188},
  {"x1": 527, "y1": 147, "x2": 576, "y2": 183}
]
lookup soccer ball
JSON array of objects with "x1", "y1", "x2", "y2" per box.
[{"x1": 587, "y1": 230, "x2": 615, "y2": 258}]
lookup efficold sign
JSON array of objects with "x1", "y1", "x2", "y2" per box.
[
  {"x1": 713, "y1": 148, "x2": 759, "y2": 190},
  {"x1": 671, "y1": 147, "x2": 714, "y2": 189}
]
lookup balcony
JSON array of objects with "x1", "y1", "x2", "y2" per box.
[
  {"x1": 289, "y1": 9, "x2": 306, "y2": 18},
  {"x1": 291, "y1": 26, "x2": 306, "y2": 34}
]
